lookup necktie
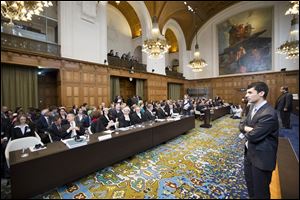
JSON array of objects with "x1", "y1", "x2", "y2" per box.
[
  {"x1": 251, "y1": 107, "x2": 258, "y2": 119},
  {"x1": 46, "y1": 117, "x2": 50, "y2": 126}
]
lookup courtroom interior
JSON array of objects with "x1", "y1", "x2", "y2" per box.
[{"x1": 1, "y1": 1, "x2": 299, "y2": 199}]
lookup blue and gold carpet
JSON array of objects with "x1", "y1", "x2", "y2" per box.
[{"x1": 33, "y1": 116, "x2": 248, "y2": 199}]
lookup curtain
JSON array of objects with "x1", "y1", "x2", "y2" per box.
[
  {"x1": 110, "y1": 76, "x2": 120, "y2": 103},
  {"x1": 136, "y1": 79, "x2": 144, "y2": 100},
  {"x1": 1, "y1": 63, "x2": 38, "y2": 111},
  {"x1": 168, "y1": 83, "x2": 181, "y2": 100}
]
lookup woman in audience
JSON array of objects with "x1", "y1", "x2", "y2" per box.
[
  {"x1": 100, "y1": 108, "x2": 114, "y2": 128},
  {"x1": 11, "y1": 114, "x2": 35, "y2": 140},
  {"x1": 58, "y1": 108, "x2": 68, "y2": 125},
  {"x1": 119, "y1": 106, "x2": 132, "y2": 128}
]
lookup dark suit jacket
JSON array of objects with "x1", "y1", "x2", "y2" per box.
[
  {"x1": 130, "y1": 112, "x2": 147, "y2": 125},
  {"x1": 118, "y1": 115, "x2": 132, "y2": 128},
  {"x1": 275, "y1": 92, "x2": 293, "y2": 112},
  {"x1": 90, "y1": 118, "x2": 106, "y2": 134},
  {"x1": 239, "y1": 103, "x2": 278, "y2": 171},
  {"x1": 144, "y1": 110, "x2": 156, "y2": 121},
  {"x1": 48, "y1": 123, "x2": 71, "y2": 141},
  {"x1": 36, "y1": 115, "x2": 51, "y2": 134},
  {"x1": 11, "y1": 124, "x2": 35, "y2": 140},
  {"x1": 100, "y1": 115, "x2": 111, "y2": 127},
  {"x1": 156, "y1": 108, "x2": 167, "y2": 119},
  {"x1": 65, "y1": 122, "x2": 85, "y2": 136},
  {"x1": 164, "y1": 104, "x2": 170, "y2": 116},
  {"x1": 109, "y1": 109, "x2": 124, "y2": 121}
]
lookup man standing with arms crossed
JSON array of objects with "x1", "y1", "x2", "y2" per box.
[{"x1": 239, "y1": 82, "x2": 279, "y2": 199}]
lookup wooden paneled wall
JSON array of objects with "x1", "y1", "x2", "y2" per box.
[
  {"x1": 1, "y1": 50, "x2": 298, "y2": 110},
  {"x1": 1, "y1": 50, "x2": 185, "y2": 109},
  {"x1": 186, "y1": 71, "x2": 299, "y2": 107}
]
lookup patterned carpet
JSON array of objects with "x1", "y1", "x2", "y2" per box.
[{"x1": 2, "y1": 116, "x2": 249, "y2": 199}]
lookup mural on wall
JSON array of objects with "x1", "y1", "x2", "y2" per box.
[{"x1": 218, "y1": 7, "x2": 273, "y2": 75}]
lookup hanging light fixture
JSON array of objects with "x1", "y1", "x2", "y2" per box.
[
  {"x1": 276, "y1": 1, "x2": 299, "y2": 59},
  {"x1": 1, "y1": 1, "x2": 53, "y2": 25},
  {"x1": 189, "y1": 13, "x2": 207, "y2": 72},
  {"x1": 189, "y1": 41, "x2": 208, "y2": 72},
  {"x1": 142, "y1": 15, "x2": 170, "y2": 59}
]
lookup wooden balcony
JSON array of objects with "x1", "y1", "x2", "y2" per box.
[
  {"x1": 166, "y1": 70, "x2": 185, "y2": 79},
  {"x1": 107, "y1": 55, "x2": 147, "y2": 72},
  {"x1": 1, "y1": 32, "x2": 60, "y2": 57}
]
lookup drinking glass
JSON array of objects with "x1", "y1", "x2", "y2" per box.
[{"x1": 20, "y1": 148, "x2": 29, "y2": 158}]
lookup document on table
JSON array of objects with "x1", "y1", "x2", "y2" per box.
[
  {"x1": 98, "y1": 134, "x2": 112, "y2": 142},
  {"x1": 29, "y1": 146, "x2": 47, "y2": 152}
]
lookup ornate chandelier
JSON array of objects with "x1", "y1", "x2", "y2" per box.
[
  {"x1": 142, "y1": 37, "x2": 170, "y2": 59},
  {"x1": 276, "y1": 1, "x2": 299, "y2": 59},
  {"x1": 189, "y1": 48, "x2": 208, "y2": 72},
  {"x1": 189, "y1": 27, "x2": 207, "y2": 72},
  {"x1": 285, "y1": 1, "x2": 299, "y2": 15},
  {"x1": 142, "y1": 16, "x2": 170, "y2": 59},
  {"x1": 1, "y1": 1, "x2": 53, "y2": 25}
]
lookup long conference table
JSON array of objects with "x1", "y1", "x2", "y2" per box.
[{"x1": 10, "y1": 115, "x2": 195, "y2": 199}]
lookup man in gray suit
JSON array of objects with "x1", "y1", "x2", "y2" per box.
[
  {"x1": 275, "y1": 86, "x2": 293, "y2": 129},
  {"x1": 239, "y1": 82, "x2": 279, "y2": 199}
]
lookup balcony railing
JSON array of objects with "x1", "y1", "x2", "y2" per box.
[
  {"x1": 166, "y1": 70, "x2": 185, "y2": 79},
  {"x1": 107, "y1": 55, "x2": 147, "y2": 72},
  {"x1": 1, "y1": 32, "x2": 60, "y2": 57}
]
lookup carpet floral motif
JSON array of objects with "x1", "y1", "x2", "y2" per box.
[{"x1": 37, "y1": 116, "x2": 249, "y2": 199}]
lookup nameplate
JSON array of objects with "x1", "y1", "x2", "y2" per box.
[{"x1": 98, "y1": 134, "x2": 112, "y2": 142}]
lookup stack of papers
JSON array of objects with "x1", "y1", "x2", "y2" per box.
[{"x1": 118, "y1": 127, "x2": 129, "y2": 131}]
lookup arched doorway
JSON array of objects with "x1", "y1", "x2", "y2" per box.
[{"x1": 133, "y1": 46, "x2": 142, "y2": 63}]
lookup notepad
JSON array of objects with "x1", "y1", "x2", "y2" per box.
[{"x1": 98, "y1": 134, "x2": 112, "y2": 142}]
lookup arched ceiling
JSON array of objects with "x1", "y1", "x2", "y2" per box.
[
  {"x1": 108, "y1": 1, "x2": 141, "y2": 38},
  {"x1": 165, "y1": 28, "x2": 178, "y2": 53},
  {"x1": 109, "y1": 1, "x2": 238, "y2": 50}
]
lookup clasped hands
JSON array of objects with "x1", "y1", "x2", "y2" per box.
[{"x1": 244, "y1": 126, "x2": 253, "y2": 132}]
